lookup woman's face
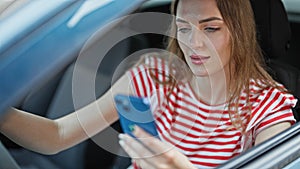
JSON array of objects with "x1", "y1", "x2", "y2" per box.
[{"x1": 176, "y1": 0, "x2": 231, "y2": 77}]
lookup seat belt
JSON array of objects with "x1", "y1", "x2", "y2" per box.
[{"x1": 0, "y1": 141, "x2": 20, "y2": 169}]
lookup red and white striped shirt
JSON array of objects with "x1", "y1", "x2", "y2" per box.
[{"x1": 127, "y1": 56, "x2": 297, "y2": 168}]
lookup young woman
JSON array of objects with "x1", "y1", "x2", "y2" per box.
[{"x1": 0, "y1": 0, "x2": 297, "y2": 169}]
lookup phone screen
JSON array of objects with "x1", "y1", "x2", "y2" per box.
[{"x1": 114, "y1": 94, "x2": 159, "y2": 139}]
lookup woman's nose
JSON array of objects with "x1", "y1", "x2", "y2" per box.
[{"x1": 189, "y1": 28, "x2": 205, "y2": 48}]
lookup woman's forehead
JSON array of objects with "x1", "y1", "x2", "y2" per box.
[{"x1": 176, "y1": 0, "x2": 221, "y2": 20}]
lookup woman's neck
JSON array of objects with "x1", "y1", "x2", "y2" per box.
[{"x1": 190, "y1": 70, "x2": 231, "y2": 105}]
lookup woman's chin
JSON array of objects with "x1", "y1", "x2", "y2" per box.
[{"x1": 192, "y1": 70, "x2": 209, "y2": 77}]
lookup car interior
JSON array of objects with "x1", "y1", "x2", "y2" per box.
[
  {"x1": 250, "y1": 0, "x2": 300, "y2": 120},
  {"x1": 218, "y1": 121, "x2": 300, "y2": 169},
  {"x1": 0, "y1": 0, "x2": 299, "y2": 169}
]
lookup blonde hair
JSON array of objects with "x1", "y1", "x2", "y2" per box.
[{"x1": 164, "y1": 0, "x2": 286, "y2": 132}]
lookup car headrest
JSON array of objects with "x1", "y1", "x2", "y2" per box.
[{"x1": 250, "y1": 0, "x2": 291, "y2": 60}]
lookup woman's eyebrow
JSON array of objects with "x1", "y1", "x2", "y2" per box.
[
  {"x1": 175, "y1": 18, "x2": 189, "y2": 24},
  {"x1": 176, "y1": 17, "x2": 223, "y2": 24},
  {"x1": 198, "y1": 17, "x2": 223, "y2": 24}
]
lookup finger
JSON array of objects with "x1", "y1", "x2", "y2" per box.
[
  {"x1": 119, "y1": 135, "x2": 159, "y2": 168},
  {"x1": 119, "y1": 134, "x2": 154, "y2": 158},
  {"x1": 123, "y1": 132, "x2": 177, "y2": 169},
  {"x1": 133, "y1": 159, "x2": 156, "y2": 169},
  {"x1": 119, "y1": 134, "x2": 143, "y2": 158},
  {"x1": 132, "y1": 126, "x2": 173, "y2": 155},
  {"x1": 120, "y1": 133, "x2": 168, "y2": 168}
]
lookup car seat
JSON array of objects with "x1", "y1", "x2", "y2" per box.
[{"x1": 250, "y1": 0, "x2": 300, "y2": 121}]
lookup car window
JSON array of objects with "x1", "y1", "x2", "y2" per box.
[
  {"x1": 218, "y1": 122, "x2": 300, "y2": 169},
  {"x1": 283, "y1": 157, "x2": 300, "y2": 169},
  {"x1": 0, "y1": 0, "x2": 30, "y2": 20},
  {"x1": 283, "y1": 0, "x2": 300, "y2": 16},
  {"x1": 0, "y1": 0, "x2": 145, "y2": 115}
]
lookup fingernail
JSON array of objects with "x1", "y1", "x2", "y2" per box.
[
  {"x1": 129, "y1": 124, "x2": 135, "y2": 132},
  {"x1": 118, "y1": 134, "x2": 125, "y2": 140},
  {"x1": 119, "y1": 140, "x2": 125, "y2": 147}
]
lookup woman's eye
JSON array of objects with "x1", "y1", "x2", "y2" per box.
[
  {"x1": 177, "y1": 28, "x2": 191, "y2": 33},
  {"x1": 204, "y1": 27, "x2": 220, "y2": 33}
]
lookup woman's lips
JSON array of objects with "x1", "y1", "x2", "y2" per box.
[{"x1": 190, "y1": 55, "x2": 210, "y2": 65}]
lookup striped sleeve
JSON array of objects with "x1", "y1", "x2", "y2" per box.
[
  {"x1": 125, "y1": 54, "x2": 169, "y2": 98},
  {"x1": 127, "y1": 64, "x2": 153, "y2": 97},
  {"x1": 254, "y1": 88, "x2": 297, "y2": 136}
]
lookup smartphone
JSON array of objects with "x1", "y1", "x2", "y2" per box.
[{"x1": 114, "y1": 94, "x2": 159, "y2": 139}]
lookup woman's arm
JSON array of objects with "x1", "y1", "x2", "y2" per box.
[
  {"x1": 0, "y1": 74, "x2": 133, "y2": 154},
  {"x1": 0, "y1": 108, "x2": 63, "y2": 154},
  {"x1": 255, "y1": 122, "x2": 291, "y2": 145}
]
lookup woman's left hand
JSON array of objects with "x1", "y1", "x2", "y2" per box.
[{"x1": 118, "y1": 126, "x2": 196, "y2": 169}]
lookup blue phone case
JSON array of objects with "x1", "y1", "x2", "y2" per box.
[{"x1": 114, "y1": 94, "x2": 159, "y2": 138}]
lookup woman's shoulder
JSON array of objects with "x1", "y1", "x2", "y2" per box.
[
  {"x1": 127, "y1": 52, "x2": 167, "y2": 71},
  {"x1": 246, "y1": 79, "x2": 297, "y2": 135},
  {"x1": 248, "y1": 79, "x2": 297, "y2": 109},
  {"x1": 129, "y1": 52, "x2": 192, "y2": 84},
  {"x1": 127, "y1": 52, "x2": 170, "y2": 79},
  {"x1": 138, "y1": 51, "x2": 169, "y2": 63}
]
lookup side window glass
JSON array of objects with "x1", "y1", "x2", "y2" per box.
[{"x1": 0, "y1": 0, "x2": 29, "y2": 20}]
